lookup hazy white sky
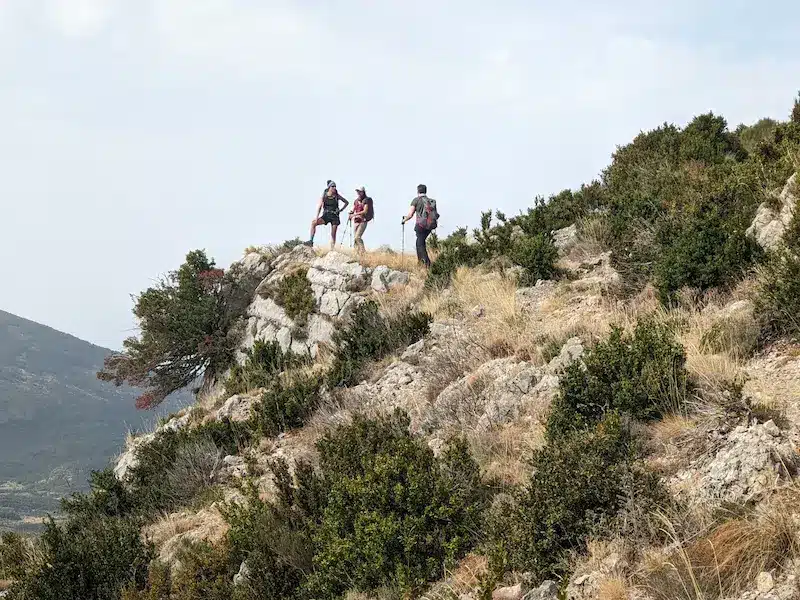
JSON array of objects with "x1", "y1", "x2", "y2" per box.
[{"x1": 1, "y1": 0, "x2": 798, "y2": 349}]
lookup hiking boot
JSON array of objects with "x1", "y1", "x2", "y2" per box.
[{"x1": 303, "y1": 240, "x2": 314, "y2": 247}]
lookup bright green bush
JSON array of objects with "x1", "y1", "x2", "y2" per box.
[
  {"x1": 271, "y1": 269, "x2": 315, "y2": 326},
  {"x1": 327, "y1": 301, "x2": 431, "y2": 388},
  {"x1": 225, "y1": 339, "x2": 306, "y2": 396},
  {"x1": 546, "y1": 321, "x2": 689, "y2": 439},
  {"x1": 488, "y1": 413, "x2": 664, "y2": 581},
  {"x1": 510, "y1": 232, "x2": 560, "y2": 285},
  {"x1": 249, "y1": 370, "x2": 323, "y2": 437}
]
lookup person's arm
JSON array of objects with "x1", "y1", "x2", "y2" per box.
[
  {"x1": 338, "y1": 194, "x2": 349, "y2": 214},
  {"x1": 314, "y1": 197, "x2": 323, "y2": 219},
  {"x1": 402, "y1": 201, "x2": 416, "y2": 223},
  {"x1": 356, "y1": 200, "x2": 369, "y2": 218}
]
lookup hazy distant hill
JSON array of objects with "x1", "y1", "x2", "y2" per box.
[{"x1": 0, "y1": 309, "x2": 189, "y2": 530}]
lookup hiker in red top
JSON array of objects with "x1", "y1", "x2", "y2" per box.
[
  {"x1": 402, "y1": 183, "x2": 439, "y2": 267},
  {"x1": 348, "y1": 186, "x2": 374, "y2": 254}
]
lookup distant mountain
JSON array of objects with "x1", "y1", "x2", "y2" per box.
[{"x1": 0, "y1": 310, "x2": 189, "y2": 530}]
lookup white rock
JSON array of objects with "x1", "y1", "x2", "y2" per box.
[
  {"x1": 553, "y1": 224, "x2": 578, "y2": 252},
  {"x1": 757, "y1": 571, "x2": 775, "y2": 593},
  {"x1": 747, "y1": 173, "x2": 797, "y2": 250},
  {"x1": 527, "y1": 580, "x2": 559, "y2": 600},
  {"x1": 233, "y1": 560, "x2": 250, "y2": 586},
  {"x1": 371, "y1": 265, "x2": 410, "y2": 293},
  {"x1": 216, "y1": 393, "x2": 258, "y2": 423}
]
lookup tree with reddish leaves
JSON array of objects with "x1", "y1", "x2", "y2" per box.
[{"x1": 98, "y1": 250, "x2": 248, "y2": 410}]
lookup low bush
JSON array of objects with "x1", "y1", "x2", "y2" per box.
[
  {"x1": 225, "y1": 339, "x2": 306, "y2": 396},
  {"x1": 509, "y1": 232, "x2": 560, "y2": 285},
  {"x1": 327, "y1": 301, "x2": 431, "y2": 388},
  {"x1": 0, "y1": 532, "x2": 32, "y2": 581},
  {"x1": 754, "y1": 248, "x2": 800, "y2": 341},
  {"x1": 488, "y1": 413, "x2": 664, "y2": 581},
  {"x1": 249, "y1": 370, "x2": 324, "y2": 437},
  {"x1": 271, "y1": 269, "x2": 315, "y2": 326},
  {"x1": 546, "y1": 321, "x2": 690, "y2": 439},
  {"x1": 128, "y1": 419, "x2": 252, "y2": 515},
  {"x1": 122, "y1": 542, "x2": 237, "y2": 600},
  {"x1": 10, "y1": 515, "x2": 152, "y2": 600},
  {"x1": 224, "y1": 410, "x2": 486, "y2": 600}
]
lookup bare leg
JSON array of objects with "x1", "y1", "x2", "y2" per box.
[{"x1": 330, "y1": 224, "x2": 338, "y2": 249}]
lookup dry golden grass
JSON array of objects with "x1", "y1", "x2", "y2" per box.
[
  {"x1": 421, "y1": 554, "x2": 488, "y2": 600},
  {"x1": 144, "y1": 506, "x2": 229, "y2": 566},
  {"x1": 598, "y1": 577, "x2": 630, "y2": 600},
  {"x1": 0, "y1": 580, "x2": 14, "y2": 592},
  {"x1": 642, "y1": 492, "x2": 800, "y2": 600},
  {"x1": 466, "y1": 421, "x2": 544, "y2": 488}
]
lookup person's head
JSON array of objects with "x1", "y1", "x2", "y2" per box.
[
  {"x1": 327, "y1": 180, "x2": 337, "y2": 194},
  {"x1": 355, "y1": 186, "x2": 366, "y2": 199},
  {"x1": 417, "y1": 184, "x2": 427, "y2": 196}
]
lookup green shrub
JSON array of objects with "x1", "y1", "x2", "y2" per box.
[
  {"x1": 249, "y1": 370, "x2": 323, "y2": 437},
  {"x1": 128, "y1": 419, "x2": 252, "y2": 514},
  {"x1": 755, "y1": 248, "x2": 800, "y2": 341},
  {"x1": 10, "y1": 515, "x2": 152, "y2": 600},
  {"x1": 510, "y1": 233, "x2": 560, "y2": 285},
  {"x1": 223, "y1": 411, "x2": 486, "y2": 600},
  {"x1": 425, "y1": 228, "x2": 486, "y2": 289},
  {"x1": 225, "y1": 339, "x2": 306, "y2": 396},
  {"x1": 327, "y1": 301, "x2": 431, "y2": 388},
  {"x1": 271, "y1": 269, "x2": 315, "y2": 326},
  {"x1": 122, "y1": 542, "x2": 237, "y2": 600},
  {"x1": 792, "y1": 91, "x2": 800, "y2": 124},
  {"x1": 546, "y1": 321, "x2": 689, "y2": 440},
  {"x1": 488, "y1": 413, "x2": 664, "y2": 581},
  {"x1": 98, "y1": 250, "x2": 254, "y2": 409},
  {"x1": 0, "y1": 532, "x2": 32, "y2": 581},
  {"x1": 306, "y1": 411, "x2": 486, "y2": 598},
  {"x1": 653, "y1": 204, "x2": 763, "y2": 303}
]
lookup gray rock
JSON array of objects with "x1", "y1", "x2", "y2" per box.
[
  {"x1": 216, "y1": 393, "x2": 259, "y2": 423},
  {"x1": 553, "y1": 224, "x2": 578, "y2": 252},
  {"x1": 757, "y1": 571, "x2": 775, "y2": 594},
  {"x1": 525, "y1": 580, "x2": 559, "y2": 600},
  {"x1": 371, "y1": 265, "x2": 410, "y2": 293},
  {"x1": 747, "y1": 173, "x2": 797, "y2": 250},
  {"x1": 546, "y1": 337, "x2": 584, "y2": 373}
]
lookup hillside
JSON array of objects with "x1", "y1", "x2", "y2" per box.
[
  {"x1": 0, "y1": 310, "x2": 188, "y2": 531},
  {"x1": 2, "y1": 98, "x2": 800, "y2": 600}
]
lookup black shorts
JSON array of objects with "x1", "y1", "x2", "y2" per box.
[{"x1": 321, "y1": 212, "x2": 340, "y2": 226}]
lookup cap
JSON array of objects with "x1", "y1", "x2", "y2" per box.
[{"x1": 355, "y1": 186, "x2": 365, "y2": 192}]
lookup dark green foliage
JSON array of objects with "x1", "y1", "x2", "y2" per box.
[
  {"x1": 10, "y1": 515, "x2": 152, "y2": 600},
  {"x1": 653, "y1": 205, "x2": 763, "y2": 302},
  {"x1": 755, "y1": 248, "x2": 800, "y2": 341},
  {"x1": 0, "y1": 532, "x2": 31, "y2": 580},
  {"x1": 307, "y1": 411, "x2": 486, "y2": 598},
  {"x1": 223, "y1": 411, "x2": 485, "y2": 600},
  {"x1": 488, "y1": 414, "x2": 664, "y2": 581},
  {"x1": 327, "y1": 301, "x2": 431, "y2": 388},
  {"x1": 98, "y1": 250, "x2": 252, "y2": 409},
  {"x1": 736, "y1": 118, "x2": 779, "y2": 154},
  {"x1": 127, "y1": 419, "x2": 252, "y2": 515},
  {"x1": 122, "y1": 543, "x2": 237, "y2": 600},
  {"x1": 225, "y1": 339, "x2": 306, "y2": 396},
  {"x1": 510, "y1": 232, "x2": 560, "y2": 285},
  {"x1": 61, "y1": 468, "x2": 137, "y2": 520},
  {"x1": 547, "y1": 321, "x2": 689, "y2": 439},
  {"x1": 792, "y1": 92, "x2": 800, "y2": 124},
  {"x1": 271, "y1": 269, "x2": 315, "y2": 326},
  {"x1": 426, "y1": 228, "x2": 487, "y2": 289},
  {"x1": 282, "y1": 237, "x2": 305, "y2": 251},
  {"x1": 249, "y1": 371, "x2": 323, "y2": 437}
]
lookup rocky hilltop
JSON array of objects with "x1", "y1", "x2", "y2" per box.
[{"x1": 3, "y1": 105, "x2": 800, "y2": 600}]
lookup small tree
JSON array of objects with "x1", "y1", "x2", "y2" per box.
[
  {"x1": 98, "y1": 250, "x2": 248, "y2": 409},
  {"x1": 792, "y1": 91, "x2": 800, "y2": 124}
]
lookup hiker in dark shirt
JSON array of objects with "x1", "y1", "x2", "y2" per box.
[
  {"x1": 402, "y1": 183, "x2": 439, "y2": 267},
  {"x1": 307, "y1": 180, "x2": 349, "y2": 249},
  {"x1": 349, "y1": 186, "x2": 374, "y2": 254}
]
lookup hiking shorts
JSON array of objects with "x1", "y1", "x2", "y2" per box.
[{"x1": 321, "y1": 211, "x2": 340, "y2": 226}]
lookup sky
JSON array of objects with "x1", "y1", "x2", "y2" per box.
[{"x1": 0, "y1": 0, "x2": 798, "y2": 349}]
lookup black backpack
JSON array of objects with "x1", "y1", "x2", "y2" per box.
[{"x1": 364, "y1": 197, "x2": 375, "y2": 222}]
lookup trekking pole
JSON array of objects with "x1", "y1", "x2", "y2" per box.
[{"x1": 401, "y1": 220, "x2": 406, "y2": 268}]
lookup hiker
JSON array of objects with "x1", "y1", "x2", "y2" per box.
[
  {"x1": 307, "y1": 180, "x2": 349, "y2": 248},
  {"x1": 349, "y1": 186, "x2": 374, "y2": 254},
  {"x1": 401, "y1": 183, "x2": 438, "y2": 267}
]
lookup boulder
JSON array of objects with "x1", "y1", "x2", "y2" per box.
[
  {"x1": 216, "y1": 392, "x2": 260, "y2": 423},
  {"x1": 553, "y1": 224, "x2": 578, "y2": 252},
  {"x1": 233, "y1": 560, "x2": 250, "y2": 586},
  {"x1": 747, "y1": 173, "x2": 797, "y2": 250},
  {"x1": 371, "y1": 265, "x2": 410, "y2": 293}
]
